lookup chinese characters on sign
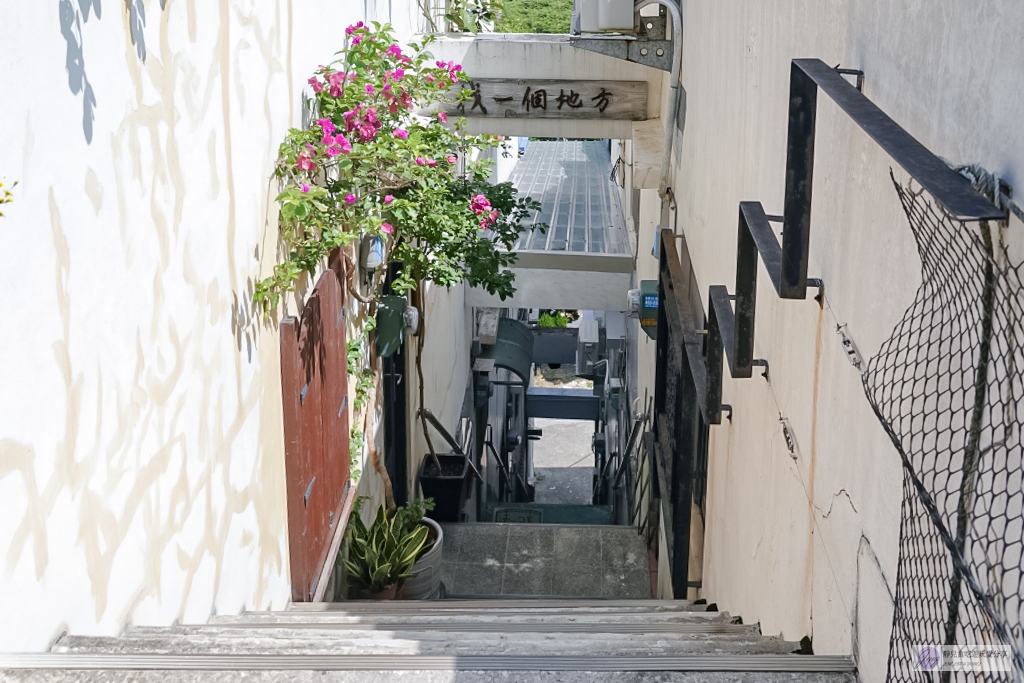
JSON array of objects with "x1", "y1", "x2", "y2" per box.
[{"x1": 444, "y1": 80, "x2": 647, "y2": 120}]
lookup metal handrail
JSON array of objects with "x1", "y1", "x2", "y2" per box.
[
  {"x1": 484, "y1": 424, "x2": 516, "y2": 500},
  {"x1": 420, "y1": 408, "x2": 482, "y2": 480}
]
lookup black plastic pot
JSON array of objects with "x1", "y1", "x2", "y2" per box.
[{"x1": 418, "y1": 453, "x2": 469, "y2": 523}]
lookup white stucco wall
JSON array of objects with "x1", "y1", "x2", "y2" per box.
[
  {"x1": 0, "y1": 0, "x2": 423, "y2": 653},
  {"x1": 626, "y1": 1, "x2": 1024, "y2": 678},
  {"x1": 405, "y1": 283, "x2": 473, "y2": 498}
]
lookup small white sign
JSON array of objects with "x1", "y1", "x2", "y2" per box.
[{"x1": 477, "y1": 308, "x2": 500, "y2": 345}]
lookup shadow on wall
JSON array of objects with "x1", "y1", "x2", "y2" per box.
[
  {"x1": 59, "y1": 0, "x2": 97, "y2": 143},
  {"x1": 58, "y1": 0, "x2": 166, "y2": 143}
]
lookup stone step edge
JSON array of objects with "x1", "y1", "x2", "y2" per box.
[
  {"x1": 117, "y1": 622, "x2": 754, "y2": 635},
  {"x1": 2, "y1": 653, "x2": 856, "y2": 673},
  {"x1": 212, "y1": 611, "x2": 726, "y2": 624},
  {"x1": 286, "y1": 599, "x2": 696, "y2": 611}
]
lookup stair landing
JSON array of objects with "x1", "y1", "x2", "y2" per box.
[{"x1": 441, "y1": 523, "x2": 649, "y2": 598}]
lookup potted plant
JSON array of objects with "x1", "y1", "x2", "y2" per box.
[
  {"x1": 393, "y1": 497, "x2": 445, "y2": 599},
  {"x1": 418, "y1": 454, "x2": 471, "y2": 523},
  {"x1": 343, "y1": 501, "x2": 430, "y2": 599}
]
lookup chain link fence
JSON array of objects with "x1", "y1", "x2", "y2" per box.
[{"x1": 863, "y1": 174, "x2": 1023, "y2": 681}]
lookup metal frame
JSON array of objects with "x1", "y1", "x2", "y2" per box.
[
  {"x1": 570, "y1": 4, "x2": 674, "y2": 73},
  {"x1": 652, "y1": 232, "x2": 712, "y2": 596},
  {"x1": 701, "y1": 58, "x2": 1005, "y2": 420}
]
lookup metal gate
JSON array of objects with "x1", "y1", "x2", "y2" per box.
[{"x1": 653, "y1": 230, "x2": 711, "y2": 597}]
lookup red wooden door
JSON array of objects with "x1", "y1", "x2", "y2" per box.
[{"x1": 280, "y1": 269, "x2": 351, "y2": 602}]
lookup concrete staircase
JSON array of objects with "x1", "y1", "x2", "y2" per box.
[{"x1": 1, "y1": 599, "x2": 856, "y2": 681}]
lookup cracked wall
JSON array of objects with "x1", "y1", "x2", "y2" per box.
[{"x1": 626, "y1": 1, "x2": 1024, "y2": 679}]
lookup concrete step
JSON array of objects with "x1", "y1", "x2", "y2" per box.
[
  {"x1": 211, "y1": 608, "x2": 732, "y2": 626},
  {"x1": 51, "y1": 628, "x2": 799, "y2": 657},
  {"x1": 285, "y1": 598, "x2": 699, "y2": 612},
  {"x1": 1, "y1": 653, "x2": 857, "y2": 682}
]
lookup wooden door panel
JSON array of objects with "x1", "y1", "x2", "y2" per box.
[{"x1": 280, "y1": 269, "x2": 353, "y2": 602}]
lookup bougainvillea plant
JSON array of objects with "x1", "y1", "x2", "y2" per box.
[{"x1": 253, "y1": 22, "x2": 543, "y2": 310}]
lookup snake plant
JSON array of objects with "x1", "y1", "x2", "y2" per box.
[{"x1": 344, "y1": 502, "x2": 431, "y2": 595}]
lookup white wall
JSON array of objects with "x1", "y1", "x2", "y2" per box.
[
  {"x1": 0, "y1": 0, "x2": 422, "y2": 653},
  {"x1": 627, "y1": 1, "x2": 1024, "y2": 678},
  {"x1": 405, "y1": 283, "x2": 473, "y2": 498}
]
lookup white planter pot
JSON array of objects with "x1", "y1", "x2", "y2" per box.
[{"x1": 398, "y1": 517, "x2": 444, "y2": 600}]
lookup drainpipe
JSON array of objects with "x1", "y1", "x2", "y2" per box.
[{"x1": 633, "y1": 0, "x2": 681, "y2": 197}]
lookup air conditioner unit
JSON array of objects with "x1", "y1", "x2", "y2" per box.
[
  {"x1": 598, "y1": 0, "x2": 633, "y2": 31},
  {"x1": 577, "y1": 0, "x2": 600, "y2": 32},
  {"x1": 576, "y1": 0, "x2": 632, "y2": 32},
  {"x1": 626, "y1": 288, "x2": 641, "y2": 318}
]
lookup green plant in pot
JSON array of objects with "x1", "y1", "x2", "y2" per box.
[{"x1": 344, "y1": 501, "x2": 431, "y2": 599}]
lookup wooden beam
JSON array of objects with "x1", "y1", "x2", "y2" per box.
[{"x1": 436, "y1": 80, "x2": 647, "y2": 121}]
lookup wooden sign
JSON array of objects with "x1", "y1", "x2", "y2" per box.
[{"x1": 439, "y1": 79, "x2": 647, "y2": 121}]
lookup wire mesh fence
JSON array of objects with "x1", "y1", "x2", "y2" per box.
[{"x1": 863, "y1": 174, "x2": 1024, "y2": 681}]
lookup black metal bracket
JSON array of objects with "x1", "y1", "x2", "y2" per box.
[
  {"x1": 570, "y1": 4, "x2": 674, "y2": 73},
  {"x1": 833, "y1": 66, "x2": 865, "y2": 92}
]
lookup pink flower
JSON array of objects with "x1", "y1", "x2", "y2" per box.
[
  {"x1": 317, "y1": 118, "x2": 336, "y2": 137},
  {"x1": 415, "y1": 156, "x2": 425, "y2": 166},
  {"x1": 308, "y1": 76, "x2": 323, "y2": 94},
  {"x1": 351, "y1": 35, "x2": 362, "y2": 46},
  {"x1": 365, "y1": 84, "x2": 374, "y2": 95},
  {"x1": 426, "y1": 74, "x2": 435, "y2": 84},
  {"x1": 344, "y1": 194, "x2": 356, "y2": 205},
  {"x1": 328, "y1": 71, "x2": 345, "y2": 98},
  {"x1": 470, "y1": 194, "x2": 491, "y2": 214},
  {"x1": 489, "y1": 209, "x2": 499, "y2": 222},
  {"x1": 325, "y1": 143, "x2": 343, "y2": 157},
  {"x1": 296, "y1": 148, "x2": 316, "y2": 172},
  {"x1": 381, "y1": 222, "x2": 394, "y2": 234},
  {"x1": 342, "y1": 107, "x2": 361, "y2": 132},
  {"x1": 356, "y1": 123, "x2": 377, "y2": 142},
  {"x1": 386, "y1": 44, "x2": 402, "y2": 58},
  {"x1": 345, "y1": 21, "x2": 364, "y2": 35},
  {"x1": 398, "y1": 90, "x2": 413, "y2": 109},
  {"x1": 393, "y1": 128, "x2": 408, "y2": 139},
  {"x1": 426, "y1": 158, "x2": 437, "y2": 167},
  {"x1": 393, "y1": 68, "x2": 405, "y2": 81},
  {"x1": 437, "y1": 111, "x2": 448, "y2": 123},
  {"x1": 384, "y1": 194, "x2": 394, "y2": 204},
  {"x1": 447, "y1": 155, "x2": 457, "y2": 164},
  {"x1": 479, "y1": 219, "x2": 490, "y2": 230},
  {"x1": 301, "y1": 184, "x2": 310, "y2": 193},
  {"x1": 336, "y1": 134, "x2": 352, "y2": 153}
]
